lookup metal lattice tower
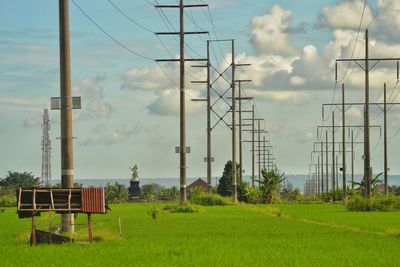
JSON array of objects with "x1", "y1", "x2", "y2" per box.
[{"x1": 41, "y1": 108, "x2": 51, "y2": 185}]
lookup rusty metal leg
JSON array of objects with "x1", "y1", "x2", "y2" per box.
[{"x1": 88, "y1": 213, "x2": 92, "y2": 243}]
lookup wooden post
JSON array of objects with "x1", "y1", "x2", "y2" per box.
[
  {"x1": 31, "y1": 215, "x2": 36, "y2": 246},
  {"x1": 88, "y1": 213, "x2": 93, "y2": 243}
]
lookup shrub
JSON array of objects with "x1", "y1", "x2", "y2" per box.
[
  {"x1": 105, "y1": 183, "x2": 128, "y2": 204},
  {"x1": 346, "y1": 195, "x2": 400, "y2": 211},
  {"x1": 148, "y1": 206, "x2": 158, "y2": 219},
  {"x1": 0, "y1": 194, "x2": 16, "y2": 207},
  {"x1": 189, "y1": 191, "x2": 231, "y2": 206},
  {"x1": 158, "y1": 186, "x2": 179, "y2": 202},
  {"x1": 163, "y1": 204, "x2": 198, "y2": 213},
  {"x1": 244, "y1": 186, "x2": 261, "y2": 204}
]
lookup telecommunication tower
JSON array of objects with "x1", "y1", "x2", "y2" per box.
[{"x1": 41, "y1": 108, "x2": 51, "y2": 185}]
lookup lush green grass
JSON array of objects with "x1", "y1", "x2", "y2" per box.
[
  {"x1": 274, "y1": 204, "x2": 400, "y2": 234},
  {"x1": 1, "y1": 203, "x2": 400, "y2": 266}
]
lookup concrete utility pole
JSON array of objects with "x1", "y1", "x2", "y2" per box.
[
  {"x1": 317, "y1": 155, "x2": 320, "y2": 195},
  {"x1": 258, "y1": 120, "x2": 261, "y2": 181},
  {"x1": 364, "y1": 30, "x2": 370, "y2": 198},
  {"x1": 234, "y1": 81, "x2": 252, "y2": 183},
  {"x1": 384, "y1": 83, "x2": 388, "y2": 196},
  {"x1": 155, "y1": 1, "x2": 208, "y2": 204},
  {"x1": 206, "y1": 41, "x2": 211, "y2": 193},
  {"x1": 252, "y1": 105, "x2": 255, "y2": 187},
  {"x1": 179, "y1": 0, "x2": 186, "y2": 204},
  {"x1": 321, "y1": 142, "x2": 324, "y2": 194},
  {"x1": 332, "y1": 111, "x2": 336, "y2": 202},
  {"x1": 326, "y1": 131, "x2": 329, "y2": 192},
  {"x1": 59, "y1": 0, "x2": 74, "y2": 234},
  {"x1": 231, "y1": 40, "x2": 237, "y2": 203},
  {"x1": 263, "y1": 136, "x2": 266, "y2": 171},
  {"x1": 238, "y1": 82, "x2": 243, "y2": 183},
  {"x1": 341, "y1": 83, "x2": 347, "y2": 200},
  {"x1": 336, "y1": 155, "x2": 339, "y2": 191},
  {"x1": 351, "y1": 130, "x2": 355, "y2": 189}
]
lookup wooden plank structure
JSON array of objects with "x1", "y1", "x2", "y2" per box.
[{"x1": 17, "y1": 187, "x2": 107, "y2": 245}]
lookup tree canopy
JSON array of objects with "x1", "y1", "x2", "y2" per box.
[
  {"x1": 217, "y1": 161, "x2": 240, "y2": 197},
  {"x1": 0, "y1": 171, "x2": 40, "y2": 189}
]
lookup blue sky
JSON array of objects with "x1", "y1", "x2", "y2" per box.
[{"x1": 1, "y1": 0, "x2": 400, "y2": 181}]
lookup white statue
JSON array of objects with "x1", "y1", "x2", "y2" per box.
[{"x1": 130, "y1": 164, "x2": 139, "y2": 181}]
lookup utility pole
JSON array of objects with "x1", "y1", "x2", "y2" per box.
[
  {"x1": 206, "y1": 41, "x2": 211, "y2": 193},
  {"x1": 258, "y1": 120, "x2": 261, "y2": 182},
  {"x1": 231, "y1": 40, "x2": 237, "y2": 203},
  {"x1": 336, "y1": 155, "x2": 339, "y2": 191},
  {"x1": 317, "y1": 155, "x2": 320, "y2": 195},
  {"x1": 59, "y1": 0, "x2": 74, "y2": 234},
  {"x1": 384, "y1": 83, "x2": 388, "y2": 196},
  {"x1": 263, "y1": 136, "x2": 266, "y2": 171},
  {"x1": 326, "y1": 130, "x2": 329, "y2": 192},
  {"x1": 351, "y1": 130, "x2": 355, "y2": 190},
  {"x1": 252, "y1": 105, "x2": 255, "y2": 187},
  {"x1": 155, "y1": 1, "x2": 208, "y2": 204},
  {"x1": 336, "y1": 29, "x2": 400, "y2": 198},
  {"x1": 179, "y1": 0, "x2": 187, "y2": 204},
  {"x1": 241, "y1": 112, "x2": 257, "y2": 187},
  {"x1": 342, "y1": 83, "x2": 347, "y2": 200},
  {"x1": 321, "y1": 141, "x2": 324, "y2": 194},
  {"x1": 323, "y1": 99, "x2": 398, "y2": 193},
  {"x1": 364, "y1": 29, "x2": 370, "y2": 198},
  {"x1": 238, "y1": 81, "x2": 243, "y2": 184},
  {"x1": 234, "y1": 80, "x2": 252, "y2": 183},
  {"x1": 332, "y1": 111, "x2": 335, "y2": 202}
]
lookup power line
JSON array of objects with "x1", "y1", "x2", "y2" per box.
[
  {"x1": 323, "y1": 0, "x2": 368, "y2": 125},
  {"x1": 71, "y1": 0, "x2": 154, "y2": 61},
  {"x1": 367, "y1": 0, "x2": 385, "y2": 29},
  {"x1": 106, "y1": 0, "x2": 154, "y2": 33}
]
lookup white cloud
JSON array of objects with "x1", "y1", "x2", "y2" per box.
[
  {"x1": 73, "y1": 75, "x2": 114, "y2": 119},
  {"x1": 121, "y1": 65, "x2": 178, "y2": 90},
  {"x1": 290, "y1": 76, "x2": 306, "y2": 86},
  {"x1": 247, "y1": 89, "x2": 310, "y2": 105},
  {"x1": 23, "y1": 114, "x2": 43, "y2": 128},
  {"x1": 374, "y1": 0, "x2": 400, "y2": 41},
  {"x1": 319, "y1": 0, "x2": 373, "y2": 30},
  {"x1": 148, "y1": 89, "x2": 203, "y2": 116},
  {"x1": 249, "y1": 5, "x2": 295, "y2": 55},
  {"x1": 120, "y1": 62, "x2": 206, "y2": 91},
  {"x1": 0, "y1": 97, "x2": 48, "y2": 113},
  {"x1": 346, "y1": 106, "x2": 363, "y2": 119},
  {"x1": 80, "y1": 123, "x2": 141, "y2": 146}
]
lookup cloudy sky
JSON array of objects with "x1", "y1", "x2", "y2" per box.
[{"x1": 1, "y1": 0, "x2": 400, "y2": 181}]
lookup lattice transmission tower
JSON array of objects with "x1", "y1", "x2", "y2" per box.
[{"x1": 41, "y1": 108, "x2": 51, "y2": 185}]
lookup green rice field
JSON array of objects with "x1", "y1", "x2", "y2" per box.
[{"x1": 1, "y1": 203, "x2": 400, "y2": 266}]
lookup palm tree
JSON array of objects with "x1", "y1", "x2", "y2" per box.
[
  {"x1": 257, "y1": 170, "x2": 285, "y2": 204},
  {"x1": 352, "y1": 172, "x2": 383, "y2": 197}
]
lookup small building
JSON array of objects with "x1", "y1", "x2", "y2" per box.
[{"x1": 187, "y1": 178, "x2": 208, "y2": 192}]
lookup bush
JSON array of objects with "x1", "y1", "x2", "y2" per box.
[
  {"x1": 244, "y1": 186, "x2": 261, "y2": 204},
  {"x1": 158, "y1": 186, "x2": 179, "y2": 202},
  {"x1": 346, "y1": 195, "x2": 400, "y2": 211},
  {"x1": 0, "y1": 194, "x2": 16, "y2": 207},
  {"x1": 148, "y1": 206, "x2": 158, "y2": 219},
  {"x1": 163, "y1": 204, "x2": 198, "y2": 213},
  {"x1": 189, "y1": 191, "x2": 231, "y2": 206},
  {"x1": 105, "y1": 183, "x2": 128, "y2": 204},
  {"x1": 281, "y1": 188, "x2": 303, "y2": 202}
]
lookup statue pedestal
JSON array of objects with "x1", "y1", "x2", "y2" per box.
[{"x1": 129, "y1": 180, "x2": 140, "y2": 200}]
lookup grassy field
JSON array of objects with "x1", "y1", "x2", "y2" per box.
[{"x1": 1, "y1": 203, "x2": 400, "y2": 266}]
